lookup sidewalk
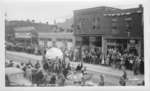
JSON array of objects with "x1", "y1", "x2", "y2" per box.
[{"x1": 6, "y1": 51, "x2": 144, "y2": 81}]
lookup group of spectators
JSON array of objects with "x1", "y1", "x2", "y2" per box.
[
  {"x1": 67, "y1": 47, "x2": 144, "y2": 76},
  {"x1": 106, "y1": 48, "x2": 144, "y2": 75},
  {"x1": 6, "y1": 59, "x2": 68, "y2": 86},
  {"x1": 6, "y1": 58, "x2": 107, "y2": 86},
  {"x1": 5, "y1": 46, "x2": 144, "y2": 86}
]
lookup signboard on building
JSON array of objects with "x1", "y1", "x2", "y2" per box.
[{"x1": 15, "y1": 32, "x2": 32, "y2": 38}]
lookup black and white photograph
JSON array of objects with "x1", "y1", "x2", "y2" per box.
[{"x1": 4, "y1": 0, "x2": 147, "y2": 87}]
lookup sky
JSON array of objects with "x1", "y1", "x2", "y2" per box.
[{"x1": 4, "y1": 0, "x2": 144, "y2": 24}]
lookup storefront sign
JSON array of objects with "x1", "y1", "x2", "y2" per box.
[{"x1": 15, "y1": 32, "x2": 31, "y2": 38}]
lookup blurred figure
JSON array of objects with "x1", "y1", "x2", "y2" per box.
[
  {"x1": 26, "y1": 60, "x2": 33, "y2": 67},
  {"x1": 16, "y1": 64, "x2": 20, "y2": 68},
  {"x1": 137, "y1": 80, "x2": 144, "y2": 86},
  {"x1": 76, "y1": 63, "x2": 83, "y2": 71},
  {"x1": 8, "y1": 60, "x2": 14, "y2": 67},
  {"x1": 82, "y1": 67, "x2": 87, "y2": 75},
  {"x1": 43, "y1": 61, "x2": 49, "y2": 71},
  {"x1": 63, "y1": 66, "x2": 69, "y2": 78},
  {"x1": 50, "y1": 74, "x2": 56, "y2": 84},
  {"x1": 122, "y1": 70, "x2": 128, "y2": 80},
  {"x1": 58, "y1": 73, "x2": 65, "y2": 86},
  {"x1": 119, "y1": 77, "x2": 126, "y2": 86},
  {"x1": 35, "y1": 60, "x2": 41, "y2": 69},
  {"x1": 25, "y1": 65, "x2": 33, "y2": 82},
  {"x1": 98, "y1": 74, "x2": 104, "y2": 86},
  {"x1": 140, "y1": 57, "x2": 144, "y2": 74},
  {"x1": 133, "y1": 56, "x2": 138, "y2": 75},
  {"x1": 34, "y1": 67, "x2": 44, "y2": 86}
]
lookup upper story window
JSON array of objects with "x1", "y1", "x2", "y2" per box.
[
  {"x1": 112, "y1": 22, "x2": 117, "y2": 27},
  {"x1": 76, "y1": 21, "x2": 82, "y2": 30},
  {"x1": 125, "y1": 23, "x2": 132, "y2": 30},
  {"x1": 112, "y1": 18, "x2": 117, "y2": 22},
  {"x1": 112, "y1": 26, "x2": 117, "y2": 29},
  {"x1": 125, "y1": 17, "x2": 132, "y2": 21},
  {"x1": 92, "y1": 17, "x2": 100, "y2": 30}
]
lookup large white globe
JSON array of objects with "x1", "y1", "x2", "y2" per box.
[{"x1": 45, "y1": 47, "x2": 63, "y2": 60}]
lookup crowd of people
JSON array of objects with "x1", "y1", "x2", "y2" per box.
[
  {"x1": 68, "y1": 47, "x2": 144, "y2": 76},
  {"x1": 6, "y1": 56, "x2": 96, "y2": 86},
  {"x1": 5, "y1": 46, "x2": 144, "y2": 86},
  {"x1": 6, "y1": 58, "x2": 71, "y2": 86}
]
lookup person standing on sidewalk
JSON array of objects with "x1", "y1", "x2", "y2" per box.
[
  {"x1": 122, "y1": 69, "x2": 128, "y2": 80},
  {"x1": 119, "y1": 76, "x2": 126, "y2": 86},
  {"x1": 98, "y1": 74, "x2": 104, "y2": 86},
  {"x1": 35, "y1": 60, "x2": 41, "y2": 69},
  {"x1": 25, "y1": 65, "x2": 33, "y2": 82},
  {"x1": 140, "y1": 57, "x2": 144, "y2": 74},
  {"x1": 133, "y1": 56, "x2": 138, "y2": 75}
]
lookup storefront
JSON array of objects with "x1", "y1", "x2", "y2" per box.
[
  {"x1": 75, "y1": 35, "x2": 103, "y2": 54},
  {"x1": 104, "y1": 38, "x2": 142, "y2": 56}
]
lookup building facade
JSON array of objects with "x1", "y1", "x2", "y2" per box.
[
  {"x1": 38, "y1": 32, "x2": 75, "y2": 50},
  {"x1": 74, "y1": 5, "x2": 143, "y2": 56},
  {"x1": 14, "y1": 26, "x2": 38, "y2": 47}
]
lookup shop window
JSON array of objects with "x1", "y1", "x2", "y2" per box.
[
  {"x1": 76, "y1": 41, "x2": 81, "y2": 46},
  {"x1": 82, "y1": 36, "x2": 89, "y2": 45},
  {"x1": 95, "y1": 36, "x2": 102, "y2": 46}
]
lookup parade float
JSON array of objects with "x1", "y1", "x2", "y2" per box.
[{"x1": 41, "y1": 47, "x2": 95, "y2": 86}]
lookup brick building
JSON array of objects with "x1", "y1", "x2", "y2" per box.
[{"x1": 73, "y1": 5, "x2": 143, "y2": 56}]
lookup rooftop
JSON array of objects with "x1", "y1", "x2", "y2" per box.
[
  {"x1": 5, "y1": 20, "x2": 58, "y2": 33},
  {"x1": 74, "y1": 6, "x2": 121, "y2": 15},
  {"x1": 14, "y1": 26, "x2": 36, "y2": 32}
]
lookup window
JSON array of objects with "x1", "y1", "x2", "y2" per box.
[
  {"x1": 95, "y1": 36, "x2": 102, "y2": 46},
  {"x1": 92, "y1": 17, "x2": 100, "y2": 30},
  {"x1": 125, "y1": 17, "x2": 132, "y2": 21},
  {"x1": 77, "y1": 25, "x2": 80, "y2": 30},
  {"x1": 112, "y1": 23, "x2": 117, "y2": 29},
  {"x1": 76, "y1": 21, "x2": 82, "y2": 30},
  {"x1": 82, "y1": 36, "x2": 89, "y2": 45},
  {"x1": 112, "y1": 22, "x2": 117, "y2": 26},
  {"x1": 93, "y1": 25, "x2": 96, "y2": 30},
  {"x1": 112, "y1": 18, "x2": 117, "y2": 22},
  {"x1": 125, "y1": 22, "x2": 132, "y2": 30}
]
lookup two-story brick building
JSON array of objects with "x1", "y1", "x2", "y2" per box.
[{"x1": 73, "y1": 5, "x2": 143, "y2": 56}]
